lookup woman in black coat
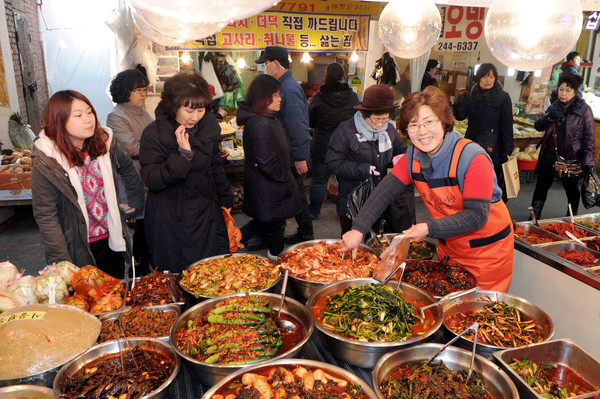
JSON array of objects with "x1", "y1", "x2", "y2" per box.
[
  {"x1": 237, "y1": 75, "x2": 302, "y2": 260},
  {"x1": 531, "y1": 73, "x2": 595, "y2": 219},
  {"x1": 140, "y1": 72, "x2": 233, "y2": 273},
  {"x1": 308, "y1": 62, "x2": 359, "y2": 219},
  {"x1": 453, "y1": 63, "x2": 513, "y2": 202},
  {"x1": 326, "y1": 84, "x2": 415, "y2": 235}
]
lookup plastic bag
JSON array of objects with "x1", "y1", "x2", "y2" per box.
[
  {"x1": 346, "y1": 175, "x2": 375, "y2": 220},
  {"x1": 64, "y1": 292, "x2": 91, "y2": 312},
  {"x1": 33, "y1": 270, "x2": 70, "y2": 304},
  {"x1": 54, "y1": 261, "x2": 80, "y2": 287},
  {"x1": 222, "y1": 206, "x2": 242, "y2": 253},
  {"x1": 373, "y1": 234, "x2": 410, "y2": 282},
  {"x1": 582, "y1": 168, "x2": 600, "y2": 209},
  {"x1": 0, "y1": 261, "x2": 18, "y2": 285},
  {"x1": 8, "y1": 112, "x2": 35, "y2": 151},
  {"x1": 89, "y1": 294, "x2": 123, "y2": 314},
  {"x1": 5, "y1": 275, "x2": 37, "y2": 306},
  {"x1": 71, "y1": 265, "x2": 122, "y2": 301},
  {"x1": 0, "y1": 287, "x2": 19, "y2": 313}
]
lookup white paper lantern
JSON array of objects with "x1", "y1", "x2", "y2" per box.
[
  {"x1": 378, "y1": 0, "x2": 441, "y2": 59},
  {"x1": 485, "y1": 0, "x2": 582, "y2": 71}
]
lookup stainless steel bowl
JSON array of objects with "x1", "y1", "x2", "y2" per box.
[
  {"x1": 279, "y1": 239, "x2": 378, "y2": 301},
  {"x1": 179, "y1": 253, "x2": 281, "y2": 304},
  {"x1": 538, "y1": 220, "x2": 598, "y2": 239},
  {"x1": 0, "y1": 304, "x2": 101, "y2": 388},
  {"x1": 366, "y1": 235, "x2": 437, "y2": 260},
  {"x1": 53, "y1": 338, "x2": 179, "y2": 399},
  {"x1": 372, "y1": 343, "x2": 519, "y2": 399},
  {"x1": 403, "y1": 259, "x2": 478, "y2": 300},
  {"x1": 441, "y1": 289, "x2": 554, "y2": 359},
  {"x1": 97, "y1": 303, "x2": 181, "y2": 344},
  {"x1": 514, "y1": 221, "x2": 566, "y2": 245},
  {"x1": 201, "y1": 358, "x2": 378, "y2": 398},
  {"x1": 306, "y1": 278, "x2": 443, "y2": 368},
  {"x1": 169, "y1": 292, "x2": 314, "y2": 386},
  {"x1": 0, "y1": 385, "x2": 56, "y2": 399},
  {"x1": 493, "y1": 338, "x2": 600, "y2": 399}
]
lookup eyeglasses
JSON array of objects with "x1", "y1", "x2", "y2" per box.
[
  {"x1": 407, "y1": 118, "x2": 440, "y2": 132},
  {"x1": 133, "y1": 87, "x2": 148, "y2": 94},
  {"x1": 368, "y1": 115, "x2": 389, "y2": 125}
]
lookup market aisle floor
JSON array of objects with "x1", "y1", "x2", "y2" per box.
[{"x1": 0, "y1": 178, "x2": 594, "y2": 274}]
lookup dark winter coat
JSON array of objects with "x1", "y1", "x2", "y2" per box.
[
  {"x1": 534, "y1": 95, "x2": 596, "y2": 168},
  {"x1": 373, "y1": 53, "x2": 397, "y2": 86},
  {"x1": 453, "y1": 81, "x2": 513, "y2": 167},
  {"x1": 140, "y1": 108, "x2": 233, "y2": 273},
  {"x1": 326, "y1": 117, "x2": 407, "y2": 217},
  {"x1": 236, "y1": 102, "x2": 302, "y2": 222},
  {"x1": 278, "y1": 70, "x2": 311, "y2": 164},
  {"x1": 420, "y1": 73, "x2": 438, "y2": 91},
  {"x1": 31, "y1": 132, "x2": 143, "y2": 268},
  {"x1": 308, "y1": 82, "x2": 359, "y2": 163}
]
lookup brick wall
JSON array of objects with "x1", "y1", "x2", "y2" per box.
[{"x1": 4, "y1": 0, "x2": 48, "y2": 132}]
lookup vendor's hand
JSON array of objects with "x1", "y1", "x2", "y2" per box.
[
  {"x1": 295, "y1": 160, "x2": 308, "y2": 175},
  {"x1": 175, "y1": 125, "x2": 191, "y2": 151},
  {"x1": 369, "y1": 165, "x2": 381, "y2": 176},
  {"x1": 119, "y1": 203, "x2": 134, "y2": 213},
  {"x1": 402, "y1": 223, "x2": 429, "y2": 241},
  {"x1": 341, "y1": 229, "x2": 364, "y2": 253}
]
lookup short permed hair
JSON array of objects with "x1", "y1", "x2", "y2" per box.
[
  {"x1": 158, "y1": 72, "x2": 212, "y2": 120},
  {"x1": 109, "y1": 69, "x2": 149, "y2": 104},
  {"x1": 558, "y1": 73, "x2": 583, "y2": 91},
  {"x1": 399, "y1": 86, "x2": 454, "y2": 135}
]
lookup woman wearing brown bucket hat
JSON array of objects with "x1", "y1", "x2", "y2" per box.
[{"x1": 326, "y1": 84, "x2": 416, "y2": 235}]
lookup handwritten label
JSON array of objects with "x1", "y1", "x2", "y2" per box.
[{"x1": 0, "y1": 311, "x2": 47, "y2": 325}]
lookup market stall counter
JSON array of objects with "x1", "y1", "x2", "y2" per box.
[{"x1": 510, "y1": 215, "x2": 600, "y2": 360}]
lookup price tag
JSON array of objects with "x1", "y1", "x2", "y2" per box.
[
  {"x1": 0, "y1": 311, "x2": 47, "y2": 325},
  {"x1": 221, "y1": 140, "x2": 235, "y2": 151}
]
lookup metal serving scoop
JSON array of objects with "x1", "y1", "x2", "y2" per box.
[
  {"x1": 417, "y1": 287, "x2": 479, "y2": 319},
  {"x1": 276, "y1": 269, "x2": 295, "y2": 331}
]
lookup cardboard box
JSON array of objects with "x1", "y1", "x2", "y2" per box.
[{"x1": 0, "y1": 172, "x2": 32, "y2": 201}]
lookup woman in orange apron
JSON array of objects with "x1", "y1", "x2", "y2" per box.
[{"x1": 341, "y1": 86, "x2": 513, "y2": 291}]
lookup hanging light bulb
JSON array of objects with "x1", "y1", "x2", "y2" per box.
[
  {"x1": 378, "y1": 0, "x2": 441, "y2": 59},
  {"x1": 301, "y1": 52, "x2": 312, "y2": 63},
  {"x1": 485, "y1": 0, "x2": 582, "y2": 71},
  {"x1": 288, "y1": 55, "x2": 293, "y2": 63},
  {"x1": 236, "y1": 57, "x2": 247, "y2": 69},
  {"x1": 180, "y1": 51, "x2": 192, "y2": 64},
  {"x1": 534, "y1": 70, "x2": 542, "y2": 77},
  {"x1": 349, "y1": 51, "x2": 359, "y2": 63}
]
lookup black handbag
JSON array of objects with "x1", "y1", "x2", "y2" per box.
[
  {"x1": 476, "y1": 128, "x2": 497, "y2": 154},
  {"x1": 346, "y1": 174, "x2": 375, "y2": 221},
  {"x1": 582, "y1": 168, "x2": 600, "y2": 209},
  {"x1": 552, "y1": 124, "x2": 584, "y2": 181}
]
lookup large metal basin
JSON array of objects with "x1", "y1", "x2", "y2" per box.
[
  {"x1": 178, "y1": 253, "x2": 281, "y2": 304},
  {"x1": 441, "y1": 290, "x2": 554, "y2": 359},
  {"x1": 403, "y1": 259, "x2": 477, "y2": 299},
  {"x1": 306, "y1": 278, "x2": 442, "y2": 368},
  {"x1": 372, "y1": 343, "x2": 519, "y2": 399},
  {"x1": 493, "y1": 338, "x2": 600, "y2": 399},
  {"x1": 169, "y1": 292, "x2": 313, "y2": 386},
  {"x1": 538, "y1": 220, "x2": 598, "y2": 239},
  {"x1": 53, "y1": 338, "x2": 179, "y2": 399},
  {"x1": 514, "y1": 222, "x2": 565, "y2": 245},
  {"x1": 0, "y1": 385, "x2": 56, "y2": 399},
  {"x1": 279, "y1": 239, "x2": 378, "y2": 302},
  {"x1": 540, "y1": 241, "x2": 600, "y2": 268}
]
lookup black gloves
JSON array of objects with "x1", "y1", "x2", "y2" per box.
[{"x1": 546, "y1": 109, "x2": 564, "y2": 121}]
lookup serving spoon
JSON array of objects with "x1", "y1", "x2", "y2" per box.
[
  {"x1": 276, "y1": 269, "x2": 295, "y2": 331},
  {"x1": 565, "y1": 230, "x2": 586, "y2": 246},
  {"x1": 417, "y1": 287, "x2": 479, "y2": 319}
]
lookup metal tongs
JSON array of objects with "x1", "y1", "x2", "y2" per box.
[
  {"x1": 427, "y1": 322, "x2": 480, "y2": 383},
  {"x1": 528, "y1": 206, "x2": 539, "y2": 226},
  {"x1": 373, "y1": 234, "x2": 410, "y2": 283},
  {"x1": 417, "y1": 287, "x2": 479, "y2": 318}
]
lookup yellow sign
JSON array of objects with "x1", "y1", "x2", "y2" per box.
[
  {"x1": 0, "y1": 311, "x2": 46, "y2": 325},
  {"x1": 178, "y1": 12, "x2": 370, "y2": 51},
  {"x1": 268, "y1": 0, "x2": 382, "y2": 17},
  {"x1": 351, "y1": 76, "x2": 362, "y2": 96}
]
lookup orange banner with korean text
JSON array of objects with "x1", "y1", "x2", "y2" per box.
[{"x1": 175, "y1": 0, "x2": 381, "y2": 51}]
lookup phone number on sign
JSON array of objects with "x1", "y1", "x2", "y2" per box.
[{"x1": 437, "y1": 41, "x2": 479, "y2": 51}]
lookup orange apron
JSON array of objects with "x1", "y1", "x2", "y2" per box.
[{"x1": 411, "y1": 139, "x2": 514, "y2": 291}]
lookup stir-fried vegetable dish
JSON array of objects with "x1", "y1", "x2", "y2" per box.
[
  {"x1": 318, "y1": 283, "x2": 422, "y2": 342},
  {"x1": 446, "y1": 298, "x2": 544, "y2": 347},
  {"x1": 58, "y1": 346, "x2": 175, "y2": 399},
  {"x1": 98, "y1": 307, "x2": 178, "y2": 342},
  {"x1": 280, "y1": 241, "x2": 378, "y2": 282},
  {"x1": 557, "y1": 249, "x2": 598, "y2": 267},
  {"x1": 174, "y1": 296, "x2": 285, "y2": 365},
  {"x1": 509, "y1": 358, "x2": 599, "y2": 398},
  {"x1": 404, "y1": 260, "x2": 475, "y2": 297},
  {"x1": 126, "y1": 271, "x2": 179, "y2": 307},
  {"x1": 211, "y1": 365, "x2": 371, "y2": 399},
  {"x1": 180, "y1": 254, "x2": 280, "y2": 297},
  {"x1": 380, "y1": 360, "x2": 493, "y2": 399},
  {"x1": 577, "y1": 220, "x2": 600, "y2": 232},
  {"x1": 543, "y1": 222, "x2": 593, "y2": 239},
  {"x1": 514, "y1": 225, "x2": 556, "y2": 244}
]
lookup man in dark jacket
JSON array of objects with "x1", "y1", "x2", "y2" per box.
[
  {"x1": 255, "y1": 46, "x2": 314, "y2": 245},
  {"x1": 308, "y1": 62, "x2": 359, "y2": 219}
]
